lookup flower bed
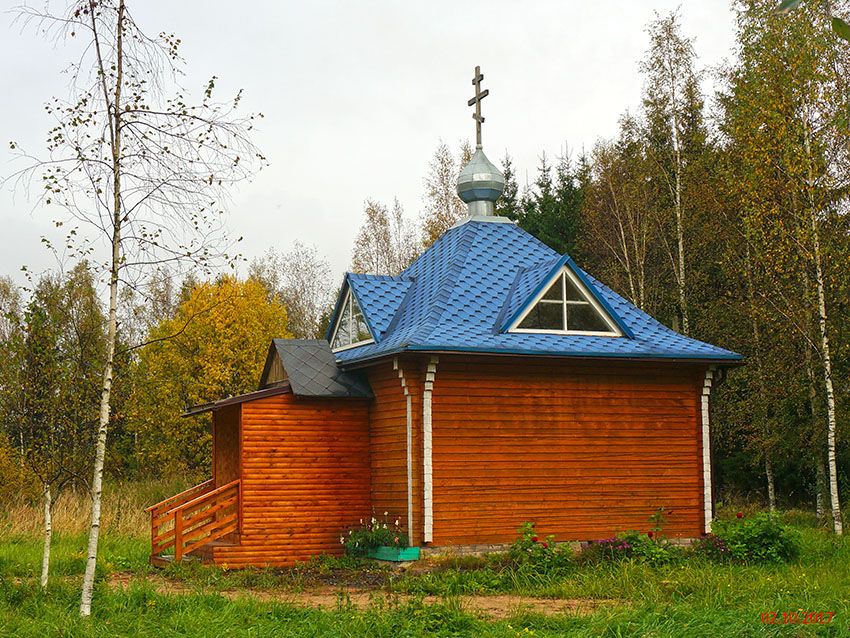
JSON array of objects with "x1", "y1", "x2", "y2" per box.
[{"x1": 341, "y1": 513, "x2": 417, "y2": 560}]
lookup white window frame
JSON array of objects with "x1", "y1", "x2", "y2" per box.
[
  {"x1": 330, "y1": 288, "x2": 375, "y2": 352},
  {"x1": 508, "y1": 267, "x2": 622, "y2": 337}
]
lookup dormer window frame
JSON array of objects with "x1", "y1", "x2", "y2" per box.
[
  {"x1": 507, "y1": 267, "x2": 622, "y2": 337},
  {"x1": 330, "y1": 287, "x2": 375, "y2": 352}
]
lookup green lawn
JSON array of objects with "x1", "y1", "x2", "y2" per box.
[{"x1": 1, "y1": 513, "x2": 849, "y2": 637}]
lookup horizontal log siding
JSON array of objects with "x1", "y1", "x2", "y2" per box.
[
  {"x1": 365, "y1": 356, "x2": 425, "y2": 546},
  {"x1": 430, "y1": 357, "x2": 706, "y2": 545},
  {"x1": 213, "y1": 393, "x2": 370, "y2": 567},
  {"x1": 366, "y1": 362, "x2": 407, "y2": 528},
  {"x1": 213, "y1": 404, "x2": 240, "y2": 487}
]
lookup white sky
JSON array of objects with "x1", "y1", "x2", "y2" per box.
[{"x1": 0, "y1": 0, "x2": 738, "y2": 287}]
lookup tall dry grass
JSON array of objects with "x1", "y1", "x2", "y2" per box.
[{"x1": 0, "y1": 479, "x2": 190, "y2": 539}]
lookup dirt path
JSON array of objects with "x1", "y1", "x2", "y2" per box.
[{"x1": 109, "y1": 573, "x2": 620, "y2": 620}]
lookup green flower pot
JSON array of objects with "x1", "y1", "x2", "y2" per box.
[{"x1": 365, "y1": 546, "x2": 420, "y2": 561}]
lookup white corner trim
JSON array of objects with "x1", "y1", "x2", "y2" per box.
[
  {"x1": 701, "y1": 367, "x2": 716, "y2": 533},
  {"x1": 422, "y1": 355, "x2": 439, "y2": 543},
  {"x1": 394, "y1": 357, "x2": 414, "y2": 539}
]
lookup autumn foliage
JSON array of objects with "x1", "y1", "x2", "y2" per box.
[{"x1": 126, "y1": 277, "x2": 290, "y2": 478}]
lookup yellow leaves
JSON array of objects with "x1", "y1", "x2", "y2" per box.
[{"x1": 127, "y1": 276, "x2": 291, "y2": 476}]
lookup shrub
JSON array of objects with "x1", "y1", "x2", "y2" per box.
[
  {"x1": 341, "y1": 514, "x2": 408, "y2": 556},
  {"x1": 692, "y1": 533, "x2": 732, "y2": 562},
  {"x1": 622, "y1": 531, "x2": 682, "y2": 564},
  {"x1": 507, "y1": 522, "x2": 572, "y2": 572},
  {"x1": 578, "y1": 537, "x2": 634, "y2": 563},
  {"x1": 711, "y1": 512, "x2": 801, "y2": 564},
  {"x1": 581, "y1": 531, "x2": 681, "y2": 565}
]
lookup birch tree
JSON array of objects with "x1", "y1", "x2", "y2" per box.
[
  {"x1": 250, "y1": 241, "x2": 334, "y2": 339},
  {"x1": 8, "y1": 265, "x2": 105, "y2": 587},
  {"x1": 19, "y1": 284, "x2": 64, "y2": 588},
  {"x1": 421, "y1": 140, "x2": 472, "y2": 247},
  {"x1": 583, "y1": 115, "x2": 659, "y2": 313},
  {"x1": 641, "y1": 11, "x2": 705, "y2": 335},
  {"x1": 721, "y1": 0, "x2": 850, "y2": 533},
  {"x1": 352, "y1": 198, "x2": 419, "y2": 275},
  {"x1": 8, "y1": 0, "x2": 265, "y2": 613}
]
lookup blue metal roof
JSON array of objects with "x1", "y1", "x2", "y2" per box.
[{"x1": 332, "y1": 219, "x2": 742, "y2": 365}]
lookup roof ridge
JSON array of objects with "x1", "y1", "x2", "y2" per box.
[
  {"x1": 348, "y1": 272, "x2": 412, "y2": 282},
  {"x1": 410, "y1": 223, "x2": 480, "y2": 344}
]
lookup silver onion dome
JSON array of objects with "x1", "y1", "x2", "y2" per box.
[{"x1": 456, "y1": 147, "x2": 505, "y2": 216}]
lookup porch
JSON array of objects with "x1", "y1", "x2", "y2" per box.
[
  {"x1": 146, "y1": 478, "x2": 241, "y2": 565},
  {"x1": 147, "y1": 400, "x2": 243, "y2": 566},
  {"x1": 145, "y1": 342, "x2": 374, "y2": 567}
]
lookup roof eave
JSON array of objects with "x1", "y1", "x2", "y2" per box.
[
  {"x1": 336, "y1": 342, "x2": 744, "y2": 369},
  {"x1": 404, "y1": 344, "x2": 743, "y2": 364},
  {"x1": 182, "y1": 383, "x2": 293, "y2": 417}
]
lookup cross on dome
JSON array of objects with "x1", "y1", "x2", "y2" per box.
[{"x1": 467, "y1": 65, "x2": 489, "y2": 148}]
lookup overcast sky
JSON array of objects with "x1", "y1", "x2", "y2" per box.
[{"x1": 0, "y1": 0, "x2": 738, "y2": 287}]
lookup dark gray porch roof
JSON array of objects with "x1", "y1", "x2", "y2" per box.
[{"x1": 260, "y1": 338, "x2": 373, "y2": 398}]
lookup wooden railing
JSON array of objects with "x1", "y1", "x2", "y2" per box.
[{"x1": 147, "y1": 479, "x2": 240, "y2": 561}]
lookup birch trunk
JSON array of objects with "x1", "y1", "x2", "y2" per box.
[
  {"x1": 672, "y1": 125, "x2": 688, "y2": 335},
  {"x1": 802, "y1": 116, "x2": 843, "y2": 535},
  {"x1": 812, "y1": 232, "x2": 842, "y2": 535},
  {"x1": 667, "y1": 53, "x2": 688, "y2": 336},
  {"x1": 40, "y1": 483, "x2": 52, "y2": 588},
  {"x1": 80, "y1": 0, "x2": 125, "y2": 616},
  {"x1": 765, "y1": 458, "x2": 776, "y2": 512}
]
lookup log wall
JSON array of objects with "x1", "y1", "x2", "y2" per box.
[
  {"x1": 429, "y1": 356, "x2": 708, "y2": 544},
  {"x1": 365, "y1": 357, "x2": 424, "y2": 546},
  {"x1": 213, "y1": 392, "x2": 371, "y2": 567},
  {"x1": 213, "y1": 404, "x2": 240, "y2": 487},
  {"x1": 210, "y1": 352, "x2": 710, "y2": 566}
]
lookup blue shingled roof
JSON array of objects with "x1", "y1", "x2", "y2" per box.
[
  {"x1": 331, "y1": 219, "x2": 742, "y2": 364},
  {"x1": 347, "y1": 273, "x2": 412, "y2": 339}
]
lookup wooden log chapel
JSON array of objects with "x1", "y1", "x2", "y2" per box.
[{"x1": 147, "y1": 67, "x2": 742, "y2": 567}]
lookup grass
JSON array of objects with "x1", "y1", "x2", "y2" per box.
[
  {"x1": 0, "y1": 509, "x2": 849, "y2": 636},
  {"x1": 0, "y1": 479, "x2": 189, "y2": 538}
]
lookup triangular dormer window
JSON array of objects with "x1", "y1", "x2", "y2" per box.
[
  {"x1": 331, "y1": 288, "x2": 374, "y2": 351},
  {"x1": 509, "y1": 268, "x2": 621, "y2": 336}
]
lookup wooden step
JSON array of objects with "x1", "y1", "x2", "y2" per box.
[
  {"x1": 149, "y1": 554, "x2": 173, "y2": 568},
  {"x1": 187, "y1": 538, "x2": 239, "y2": 561},
  {"x1": 150, "y1": 537, "x2": 239, "y2": 567}
]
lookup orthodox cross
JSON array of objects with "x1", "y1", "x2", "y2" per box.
[{"x1": 468, "y1": 65, "x2": 489, "y2": 148}]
